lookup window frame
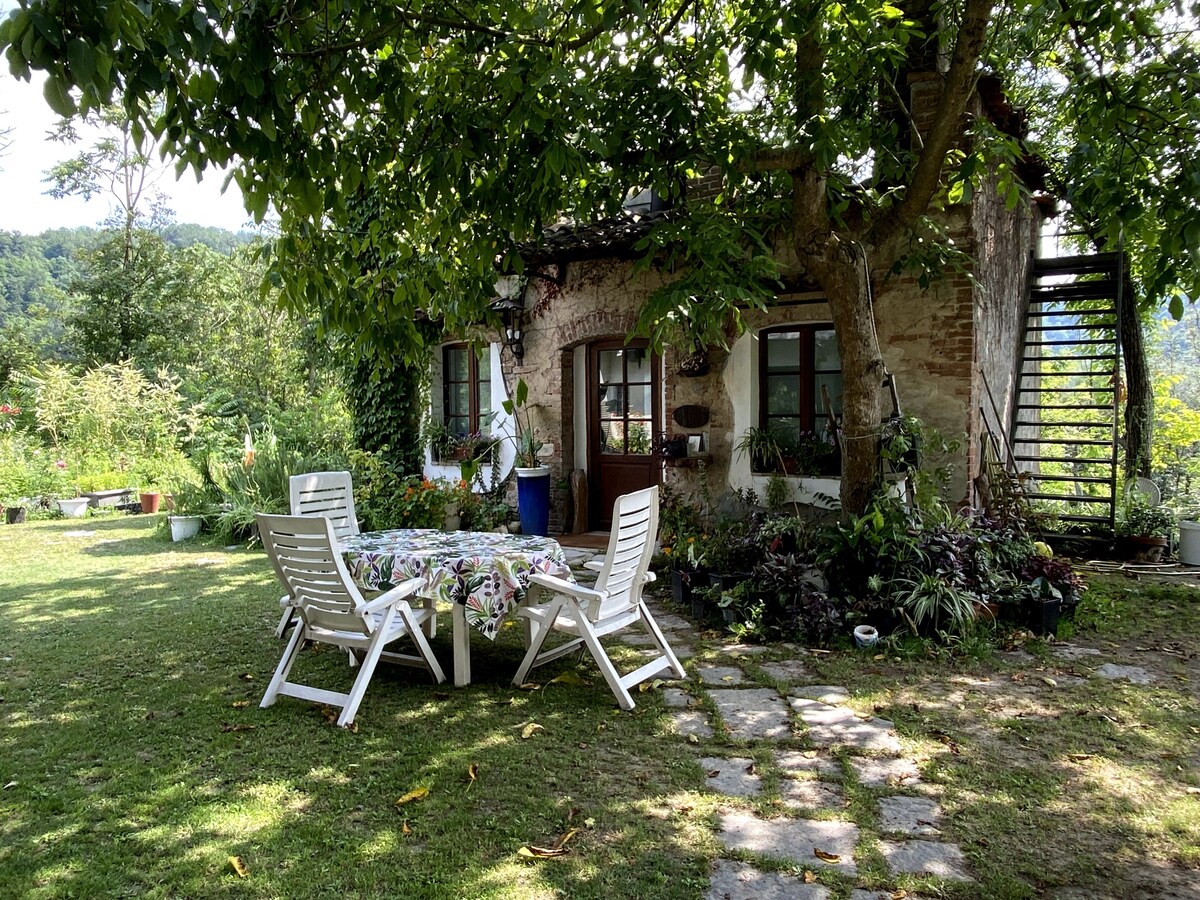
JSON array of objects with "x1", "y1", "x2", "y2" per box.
[
  {"x1": 441, "y1": 343, "x2": 492, "y2": 435},
  {"x1": 757, "y1": 323, "x2": 842, "y2": 441}
]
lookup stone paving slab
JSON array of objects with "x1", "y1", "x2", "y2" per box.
[
  {"x1": 662, "y1": 687, "x2": 691, "y2": 708},
  {"x1": 792, "y1": 697, "x2": 860, "y2": 726},
  {"x1": 1051, "y1": 644, "x2": 1102, "y2": 661},
  {"x1": 1094, "y1": 663, "x2": 1154, "y2": 684},
  {"x1": 651, "y1": 613, "x2": 692, "y2": 631},
  {"x1": 790, "y1": 685, "x2": 850, "y2": 704},
  {"x1": 709, "y1": 688, "x2": 793, "y2": 739},
  {"x1": 775, "y1": 749, "x2": 840, "y2": 777},
  {"x1": 780, "y1": 778, "x2": 844, "y2": 812},
  {"x1": 849, "y1": 891, "x2": 925, "y2": 900},
  {"x1": 698, "y1": 665, "x2": 750, "y2": 686},
  {"x1": 618, "y1": 632, "x2": 660, "y2": 647},
  {"x1": 880, "y1": 839, "x2": 973, "y2": 882},
  {"x1": 879, "y1": 796, "x2": 942, "y2": 836},
  {"x1": 847, "y1": 756, "x2": 922, "y2": 788},
  {"x1": 718, "y1": 810, "x2": 859, "y2": 873},
  {"x1": 758, "y1": 659, "x2": 810, "y2": 682},
  {"x1": 699, "y1": 756, "x2": 762, "y2": 797},
  {"x1": 718, "y1": 642, "x2": 769, "y2": 656},
  {"x1": 706, "y1": 860, "x2": 831, "y2": 900},
  {"x1": 670, "y1": 710, "x2": 713, "y2": 739}
]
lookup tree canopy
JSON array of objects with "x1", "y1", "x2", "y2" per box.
[{"x1": 4, "y1": 0, "x2": 1195, "y2": 510}]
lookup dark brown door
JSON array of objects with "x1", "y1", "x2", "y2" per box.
[{"x1": 587, "y1": 339, "x2": 660, "y2": 529}]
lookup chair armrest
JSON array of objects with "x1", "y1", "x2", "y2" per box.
[
  {"x1": 527, "y1": 571, "x2": 604, "y2": 604},
  {"x1": 361, "y1": 577, "x2": 425, "y2": 614},
  {"x1": 642, "y1": 570, "x2": 657, "y2": 584}
]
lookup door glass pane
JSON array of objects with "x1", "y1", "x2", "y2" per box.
[
  {"x1": 813, "y1": 329, "x2": 840, "y2": 370},
  {"x1": 626, "y1": 420, "x2": 652, "y2": 454},
  {"x1": 813, "y1": 373, "x2": 843, "y2": 416},
  {"x1": 601, "y1": 384, "x2": 626, "y2": 416},
  {"x1": 766, "y1": 374, "x2": 801, "y2": 415},
  {"x1": 597, "y1": 350, "x2": 623, "y2": 388},
  {"x1": 626, "y1": 384, "x2": 652, "y2": 417},
  {"x1": 625, "y1": 347, "x2": 651, "y2": 383},
  {"x1": 599, "y1": 420, "x2": 624, "y2": 454},
  {"x1": 445, "y1": 346, "x2": 469, "y2": 382},
  {"x1": 766, "y1": 331, "x2": 801, "y2": 371}
]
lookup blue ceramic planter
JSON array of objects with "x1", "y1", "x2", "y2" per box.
[{"x1": 516, "y1": 466, "x2": 551, "y2": 536}]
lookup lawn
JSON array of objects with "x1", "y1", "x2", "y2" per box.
[{"x1": 1, "y1": 515, "x2": 1198, "y2": 898}]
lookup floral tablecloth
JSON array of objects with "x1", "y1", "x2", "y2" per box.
[{"x1": 341, "y1": 529, "x2": 573, "y2": 640}]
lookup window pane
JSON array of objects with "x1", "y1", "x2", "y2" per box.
[
  {"x1": 445, "y1": 346, "x2": 469, "y2": 382},
  {"x1": 766, "y1": 331, "x2": 801, "y2": 371},
  {"x1": 477, "y1": 348, "x2": 491, "y2": 382},
  {"x1": 626, "y1": 384, "x2": 652, "y2": 417},
  {"x1": 477, "y1": 382, "x2": 491, "y2": 427},
  {"x1": 448, "y1": 382, "x2": 469, "y2": 418},
  {"x1": 625, "y1": 348, "x2": 651, "y2": 383},
  {"x1": 447, "y1": 415, "x2": 469, "y2": 436},
  {"x1": 627, "y1": 420, "x2": 652, "y2": 454},
  {"x1": 813, "y1": 373, "x2": 843, "y2": 417},
  {"x1": 813, "y1": 329, "x2": 840, "y2": 370},
  {"x1": 766, "y1": 374, "x2": 801, "y2": 415},
  {"x1": 767, "y1": 417, "x2": 801, "y2": 448}
]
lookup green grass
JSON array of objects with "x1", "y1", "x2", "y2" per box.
[{"x1": 2, "y1": 518, "x2": 1197, "y2": 898}]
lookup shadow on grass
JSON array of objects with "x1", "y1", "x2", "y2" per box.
[{"x1": 0, "y1": 519, "x2": 710, "y2": 898}]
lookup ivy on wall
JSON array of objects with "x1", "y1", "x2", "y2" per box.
[{"x1": 345, "y1": 341, "x2": 434, "y2": 478}]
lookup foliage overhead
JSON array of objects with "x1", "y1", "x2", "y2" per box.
[{"x1": 3, "y1": 1, "x2": 1195, "y2": 357}]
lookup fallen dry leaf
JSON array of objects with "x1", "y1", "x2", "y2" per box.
[
  {"x1": 583, "y1": 817, "x2": 596, "y2": 829},
  {"x1": 228, "y1": 856, "x2": 249, "y2": 878},
  {"x1": 518, "y1": 682, "x2": 542, "y2": 691},
  {"x1": 686, "y1": 733, "x2": 700, "y2": 744},
  {"x1": 401, "y1": 820, "x2": 412, "y2": 835},
  {"x1": 395, "y1": 787, "x2": 430, "y2": 806},
  {"x1": 706, "y1": 769, "x2": 721, "y2": 778},
  {"x1": 890, "y1": 891, "x2": 909, "y2": 900},
  {"x1": 238, "y1": 673, "x2": 254, "y2": 682},
  {"x1": 548, "y1": 671, "x2": 589, "y2": 686},
  {"x1": 219, "y1": 723, "x2": 256, "y2": 733},
  {"x1": 3, "y1": 781, "x2": 16, "y2": 790},
  {"x1": 231, "y1": 700, "x2": 250, "y2": 709},
  {"x1": 517, "y1": 845, "x2": 569, "y2": 859},
  {"x1": 1068, "y1": 754, "x2": 1095, "y2": 762},
  {"x1": 466, "y1": 763, "x2": 479, "y2": 784},
  {"x1": 521, "y1": 722, "x2": 544, "y2": 739},
  {"x1": 813, "y1": 848, "x2": 841, "y2": 863},
  {"x1": 1042, "y1": 676, "x2": 1058, "y2": 688},
  {"x1": 552, "y1": 829, "x2": 579, "y2": 850},
  {"x1": 803, "y1": 870, "x2": 817, "y2": 883}
]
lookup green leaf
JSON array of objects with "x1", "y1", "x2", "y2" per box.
[
  {"x1": 1169, "y1": 293, "x2": 1184, "y2": 321},
  {"x1": 66, "y1": 38, "x2": 94, "y2": 83},
  {"x1": 42, "y1": 72, "x2": 76, "y2": 117}
]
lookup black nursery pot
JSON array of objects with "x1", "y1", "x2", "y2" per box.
[
  {"x1": 5, "y1": 506, "x2": 26, "y2": 524},
  {"x1": 671, "y1": 567, "x2": 694, "y2": 607},
  {"x1": 1025, "y1": 597, "x2": 1062, "y2": 637},
  {"x1": 708, "y1": 571, "x2": 752, "y2": 591}
]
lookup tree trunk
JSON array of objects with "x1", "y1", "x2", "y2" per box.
[{"x1": 1120, "y1": 271, "x2": 1152, "y2": 478}]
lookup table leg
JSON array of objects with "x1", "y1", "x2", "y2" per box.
[
  {"x1": 422, "y1": 593, "x2": 437, "y2": 639},
  {"x1": 452, "y1": 603, "x2": 471, "y2": 687}
]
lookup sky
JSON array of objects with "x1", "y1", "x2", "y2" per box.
[{"x1": 0, "y1": 54, "x2": 251, "y2": 235}]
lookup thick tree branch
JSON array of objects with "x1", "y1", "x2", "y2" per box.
[{"x1": 869, "y1": 0, "x2": 994, "y2": 257}]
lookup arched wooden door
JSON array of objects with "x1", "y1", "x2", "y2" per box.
[{"x1": 587, "y1": 339, "x2": 661, "y2": 529}]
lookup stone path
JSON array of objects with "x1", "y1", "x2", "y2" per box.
[
  {"x1": 565, "y1": 557, "x2": 975, "y2": 893},
  {"x1": 605, "y1": 614, "x2": 978, "y2": 897}
]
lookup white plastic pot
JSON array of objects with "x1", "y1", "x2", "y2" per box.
[
  {"x1": 56, "y1": 497, "x2": 90, "y2": 518},
  {"x1": 853, "y1": 625, "x2": 879, "y2": 648},
  {"x1": 1179, "y1": 520, "x2": 1200, "y2": 566},
  {"x1": 168, "y1": 515, "x2": 203, "y2": 542}
]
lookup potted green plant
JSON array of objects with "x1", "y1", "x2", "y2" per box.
[
  {"x1": 1116, "y1": 495, "x2": 1174, "y2": 561},
  {"x1": 502, "y1": 378, "x2": 550, "y2": 536},
  {"x1": 167, "y1": 482, "x2": 212, "y2": 542},
  {"x1": 422, "y1": 420, "x2": 457, "y2": 462},
  {"x1": 734, "y1": 426, "x2": 786, "y2": 474}
]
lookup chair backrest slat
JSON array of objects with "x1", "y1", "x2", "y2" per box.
[
  {"x1": 593, "y1": 486, "x2": 659, "y2": 619},
  {"x1": 258, "y1": 513, "x2": 371, "y2": 635},
  {"x1": 289, "y1": 472, "x2": 359, "y2": 542}
]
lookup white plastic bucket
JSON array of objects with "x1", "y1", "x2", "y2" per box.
[
  {"x1": 169, "y1": 515, "x2": 203, "y2": 542},
  {"x1": 1179, "y1": 520, "x2": 1200, "y2": 566},
  {"x1": 56, "y1": 497, "x2": 90, "y2": 518},
  {"x1": 853, "y1": 625, "x2": 879, "y2": 648}
]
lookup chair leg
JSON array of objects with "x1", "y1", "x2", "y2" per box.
[
  {"x1": 575, "y1": 611, "x2": 636, "y2": 711},
  {"x1": 275, "y1": 606, "x2": 295, "y2": 639},
  {"x1": 261, "y1": 622, "x2": 306, "y2": 709},
  {"x1": 512, "y1": 599, "x2": 563, "y2": 687},
  {"x1": 640, "y1": 603, "x2": 686, "y2": 679},
  {"x1": 337, "y1": 609, "x2": 396, "y2": 728},
  {"x1": 398, "y1": 604, "x2": 446, "y2": 684}
]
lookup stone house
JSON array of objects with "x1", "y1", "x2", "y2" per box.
[{"x1": 423, "y1": 83, "x2": 1046, "y2": 532}]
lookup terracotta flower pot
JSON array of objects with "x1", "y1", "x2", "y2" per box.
[{"x1": 139, "y1": 492, "x2": 161, "y2": 514}]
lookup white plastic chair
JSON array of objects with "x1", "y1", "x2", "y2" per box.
[
  {"x1": 275, "y1": 471, "x2": 361, "y2": 637},
  {"x1": 511, "y1": 486, "x2": 685, "y2": 710},
  {"x1": 257, "y1": 513, "x2": 445, "y2": 728}
]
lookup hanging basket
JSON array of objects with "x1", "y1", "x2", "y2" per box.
[{"x1": 676, "y1": 348, "x2": 710, "y2": 378}]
